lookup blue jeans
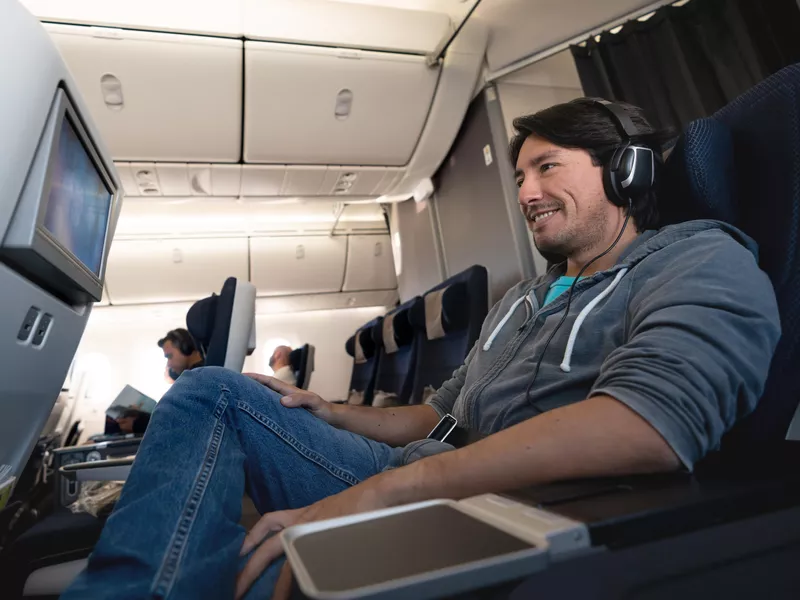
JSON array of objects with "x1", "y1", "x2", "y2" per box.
[{"x1": 61, "y1": 367, "x2": 404, "y2": 599}]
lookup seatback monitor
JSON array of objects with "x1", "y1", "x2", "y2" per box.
[{"x1": 42, "y1": 114, "x2": 113, "y2": 277}]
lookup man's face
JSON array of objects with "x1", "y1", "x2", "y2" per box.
[
  {"x1": 162, "y1": 340, "x2": 190, "y2": 376},
  {"x1": 515, "y1": 135, "x2": 613, "y2": 259}
]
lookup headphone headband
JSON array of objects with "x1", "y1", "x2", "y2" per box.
[{"x1": 593, "y1": 99, "x2": 639, "y2": 139}]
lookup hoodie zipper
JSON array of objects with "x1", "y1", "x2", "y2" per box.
[{"x1": 464, "y1": 268, "x2": 624, "y2": 428}]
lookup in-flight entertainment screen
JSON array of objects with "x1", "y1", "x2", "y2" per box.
[{"x1": 42, "y1": 115, "x2": 112, "y2": 276}]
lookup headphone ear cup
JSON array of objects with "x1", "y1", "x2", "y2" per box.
[{"x1": 603, "y1": 147, "x2": 627, "y2": 207}]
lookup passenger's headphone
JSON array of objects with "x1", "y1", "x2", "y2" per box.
[
  {"x1": 591, "y1": 99, "x2": 656, "y2": 208},
  {"x1": 171, "y1": 328, "x2": 196, "y2": 357}
]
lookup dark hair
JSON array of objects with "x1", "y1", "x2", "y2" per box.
[
  {"x1": 509, "y1": 97, "x2": 674, "y2": 231},
  {"x1": 158, "y1": 328, "x2": 197, "y2": 356}
]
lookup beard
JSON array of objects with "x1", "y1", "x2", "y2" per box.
[{"x1": 529, "y1": 202, "x2": 610, "y2": 262}]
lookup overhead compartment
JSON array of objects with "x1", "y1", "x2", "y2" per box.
[
  {"x1": 250, "y1": 236, "x2": 347, "y2": 296},
  {"x1": 104, "y1": 238, "x2": 249, "y2": 304},
  {"x1": 342, "y1": 235, "x2": 397, "y2": 292},
  {"x1": 244, "y1": 42, "x2": 440, "y2": 166},
  {"x1": 44, "y1": 24, "x2": 242, "y2": 162}
]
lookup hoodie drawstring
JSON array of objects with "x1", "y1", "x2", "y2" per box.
[
  {"x1": 560, "y1": 268, "x2": 628, "y2": 373},
  {"x1": 483, "y1": 294, "x2": 527, "y2": 351}
]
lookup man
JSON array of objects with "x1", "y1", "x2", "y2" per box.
[
  {"x1": 63, "y1": 99, "x2": 780, "y2": 600},
  {"x1": 158, "y1": 328, "x2": 204, "y2": 380},
  {"x1": 268, "y1": 345, "x2": 297, "y2": 386}
]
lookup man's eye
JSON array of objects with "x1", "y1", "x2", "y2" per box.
[
  {"x1": 540, "y1": 163, "x2": 557, "y2": 173},
  {"x1": 515, "y1": 179, "x2": 523, "y2": 188}
]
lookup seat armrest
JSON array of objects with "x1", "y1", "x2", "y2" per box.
[{"x1": 59, "y1": 457, "x2": 134, "y2": 482}]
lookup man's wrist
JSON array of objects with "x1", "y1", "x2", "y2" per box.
[
  {"x1": 326, "y1": 401, "x2": 347, "y2": 427},
  {"x1": 372, "y1": 455, "x2": 445, "y2": 508}
]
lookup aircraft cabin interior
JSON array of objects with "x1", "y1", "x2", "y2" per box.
[{"x1": 1, "y1": 0, "x2": 799, "y2": 598}]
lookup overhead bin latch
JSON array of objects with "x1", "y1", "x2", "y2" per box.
[{"x1": 100, "y1": 74, "x2": 124, "y2": 111}]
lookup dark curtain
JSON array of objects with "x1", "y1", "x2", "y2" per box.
[{"x1": 571, "y1": 0, "x2": 800, "y2": 131}]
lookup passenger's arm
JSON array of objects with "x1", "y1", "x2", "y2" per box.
[
  {"x1": 379, "y1": 394, "x2": 680, "y2": 505},
  {"x1": 245, "y1": 374, "x2": 440, "y2": 446},
  {"x1": 328, "y1": 403, "x2": 440, "y2": 447}
]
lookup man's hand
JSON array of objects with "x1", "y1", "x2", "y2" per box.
[
  {"x1": 245, "y1": 373, "x2": 338, "y2": 425},
  {"x1": 235, "y1": 479, "x2": 391, "y2": 600}
]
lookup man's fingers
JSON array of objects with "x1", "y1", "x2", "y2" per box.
[
  {"x1": 239, "y1": 510, "x2": 290, "y2": 557},
  {"x1": 271, "y1": 562, "x2": 294, "y2": 600},
  {"x1": 245, "y1": 373, "x2": 300, "y2": 397},
  {"x1": 235, "y1": 534, "x2": 285, "y2": 599}
]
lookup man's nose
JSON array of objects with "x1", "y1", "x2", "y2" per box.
[{"x1": 518, "y1": 177, "x2": 543, "y2": 207}]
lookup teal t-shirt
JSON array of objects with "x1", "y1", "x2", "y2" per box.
[{"x1": 544, "y1": 276, "x2": 580, "y2": 306}]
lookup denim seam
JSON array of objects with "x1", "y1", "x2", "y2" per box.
[
  {"x1": 151, "y1": 387, "x2": 230, "y2": 598},
  {"x1": 236, "y1": 401, "x2": 362, "y2": 486}
]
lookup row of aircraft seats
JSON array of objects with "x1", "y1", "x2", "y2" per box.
[{"x1": 344, "y1": 265, "x2": 489, "y2": 408}]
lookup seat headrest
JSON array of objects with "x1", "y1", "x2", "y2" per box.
[
  {"x1": 410, "y1": 281, "x2": 469, "y2": 340},
  {"x1": 348, "y1": 318, "x2": 381, "y2": 364},
  {"x1": 186, "y1": 294, "x2": 219, "y2": 348},
  {"x1": 289, "y1": 347, "x2": 302, "y2": 371},
  {"x1": 658, "y1": 118, "x2": 737, "y2": 226},
  {"x1": 374, "y1": 301, "x2": 417, "y2": 354}
]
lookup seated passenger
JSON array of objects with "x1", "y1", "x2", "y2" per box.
[
  {"x1": 62, "y1": 99, "x2": 780, "y2": 600},
  {"x1": 268, "y1": 345, "x2": 297, "y2": 386},
  {"x1": 158, "y1": 328, "x2": 204, "y2": 381}
]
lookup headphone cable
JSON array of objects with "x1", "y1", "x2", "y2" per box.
[{"x1": 525, "y1": 199, "x2": 633, "y2": 408}]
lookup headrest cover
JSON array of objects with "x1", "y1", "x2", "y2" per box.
[
  {"x1": 289, "y1": 348, "x2": 301, "y2": 372},
  {"x1": 659, "y1": 118, "x2": 737, "y2": 226},
  {"x1": 186, "y1": 294, "x2": 219, "y2": 346},
  {"x1": 382, "y1": 313, "x2": 399, "y2": 354},
  {"x1": 354, "y1": 332, "x2": 367, "y2": 365},
  {"x1": 424, "y1": 287, "x2": 447, "y2": 340}
]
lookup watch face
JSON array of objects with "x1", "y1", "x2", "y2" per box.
[{"x1": 428, "y1": 415, "x2": 457, "y2": 441}]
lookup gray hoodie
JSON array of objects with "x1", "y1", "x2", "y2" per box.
[{"x1": 405, "y1": 220, "x2": 780, "y2": 470}]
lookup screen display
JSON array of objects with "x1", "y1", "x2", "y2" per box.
[
  {"x1": 42, "y1": 115, "x2": 112, "y2": 276},
  {"x1": 292, "y1": 504, "x2": 534, "y2": 592}
]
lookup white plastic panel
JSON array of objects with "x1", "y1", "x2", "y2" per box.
[
  {"x1": 114, "y1": 162, "x2": 139, "y2": 197},
  {"x1": 242, "y1": 0, "x2": 450, "y2": 54},
  {"x1": 44, "y1": 24, "x2": 242, "y2": 162},
  {"x1": 104, "y1": 238, "x2": 249, "y2": 304},
  {"x1": 156, "y1": 164, "x2": 191, "y2": 196},
  {"x1": 250, "y1": 236, "x2": 347, "y2": 296},
  {"x1": 391, "y1": 22, "x2": 488, "y2": 196},
  {"x1": 281, "y1": 167, "x2": 328, "y2": 196},
  {"x1": 241, "y1": 166, "x2": 287, "y2": 197},
  {"x1": 211, "y1": 165, "x2": 243, "y2": 196},
  {"x1": 342, "y1": 235, "x2": 397, "y2": 292},
  {"x1": 244, "y1": 42, "x2": 440, "y2": 166}
]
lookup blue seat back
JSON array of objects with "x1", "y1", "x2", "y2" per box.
[
  {"x1": 659, "y1": 63, "x2": 800, "y2": 449},
  {"x1": 370, "y1": 298, "x2": 420, "y2": 406},
  {"x1": 344, "y1": 317, "x2": 382, "y2": 405},
  {"x1": 409, "y1": 266, "x2": 489, "y2": 405}
]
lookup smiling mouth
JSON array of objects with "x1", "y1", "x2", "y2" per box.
[{"x1": 528, "y1": 208, "x2": 560, "y2": 226}]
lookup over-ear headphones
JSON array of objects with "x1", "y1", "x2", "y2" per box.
[
  {"x1": 591, "y1": 99, "x2": 655, "y2": 207},
  {"x1": 171, "y1": 328, "x2": 196, "y2": 357}
]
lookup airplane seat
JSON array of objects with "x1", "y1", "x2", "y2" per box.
[
  {"x1": 658, "y1": 62, "x2": 800, "y2": 456},
  {"x1": 408, "y1": 266, "x2": 489, "y2": 405},
  {"x1": 343, "y1": 318, "x2": 383, "y2": 406},
  {"x1": 289, "y1": 344, "x2": 316, "y2": 390},
  {"x1": 186, "y1": 276, "x2": 257, "y2": 372},
  {"x1": 369, "y1": 298, "x2": 421, "y2": 407}
]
